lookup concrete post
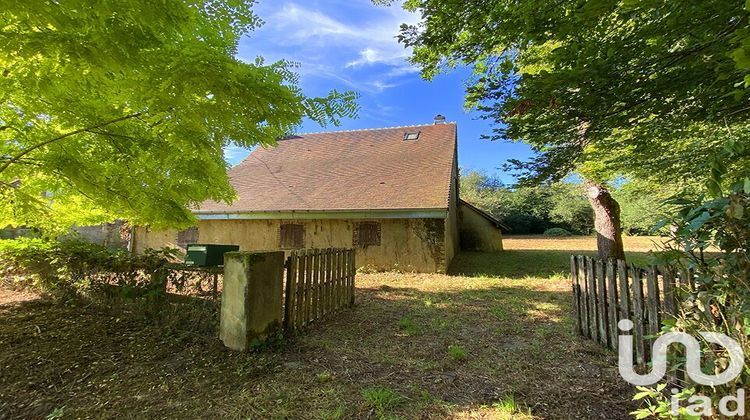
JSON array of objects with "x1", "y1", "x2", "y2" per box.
[{"x1": 220, "y1": 251, "x2": 285, "y2": 351}]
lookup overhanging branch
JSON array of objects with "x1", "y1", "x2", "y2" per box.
[{"x1": 0, "y1": 112, "x2": 143, "y2": 174}]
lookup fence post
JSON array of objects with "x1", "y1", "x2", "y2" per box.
[
  {"x1": 586, "y1": 257, "x2": 598, "y2": 343},
  {"x1": 577, "y1": 255, "x2": 589, "y2": 337},
  {"x1": 220, "y1": 251, "x2": 285, "y2": 351},
  {"x1": 312, "y1": 249, "x2": 320, "y2": 323},
  {"x1": 334, "y1": 249, "x2": 341, "y2": 310},
  {"x1": 284, "y1": 251, "x2": 296, "y2": 331},
  {"x1": 661, "y1": 268, "x2": 677, "y2": 319},
  {"x1": 606, "y1": 259, "x2": 618, "y2": 351},
  {"x1": 349, "y1": 248, "x2": 356, "y2": 307},
  {"x1": 571, "y1": 256, "x2": 581, "y2": 335},
  {"x1": 645, "y1": 266, "x2": 661, "y2": 343},
  {"x1": 212, "y1": 272, "x2": 219, "y2": 300},
  {"x1": 631, "y1": 265, "x2": 647, "y2": 365},
  {"x1": 617, "y1": 260, "x2": 631, "y2": 345},
  {"x1": 596, "y1": 259, "x2": 608, "y2": 347}
]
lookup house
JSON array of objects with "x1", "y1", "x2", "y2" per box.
[{"x1": 132, "y1": 117, "x2": 503, "y2": 273}]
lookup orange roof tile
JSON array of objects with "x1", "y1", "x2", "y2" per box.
[{"x1": 198, "y1": 123, "x2": 457, "y2": 213}]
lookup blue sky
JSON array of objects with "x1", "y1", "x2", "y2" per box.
[{"x1": 226, "y1": 0, "x2": 535, "y2": 185}]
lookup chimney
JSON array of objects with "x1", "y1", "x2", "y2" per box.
[{"x1": 433, "y1": 114, "x2": 446, "y2": 124}]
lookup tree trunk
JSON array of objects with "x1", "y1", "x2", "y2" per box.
[{"x1": 585, "y1": 180, "x2": 625, "y2": 261}]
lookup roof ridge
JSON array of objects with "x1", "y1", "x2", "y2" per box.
[{"x1": 290, "y1": 122, "x2": 456, "y2": 137}]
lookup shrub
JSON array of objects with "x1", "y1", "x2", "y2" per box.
[
  {"x1": 632, "y1": 179, "x2": 750, "y2": 418},
  {"x1": 542, "y1": 228, "x2": 572, "y2": 237},
  {"x1": 0, "y1": 237, "x2": 177, "y2": 299}
]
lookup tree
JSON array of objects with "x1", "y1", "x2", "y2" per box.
[
  {"x1": 393, "y1": 0, "x2": 750, "y2": 259},
  {"x1": 548, "y1": 183, "x2": 593, "y2": 235},
  {"x1": 613, "y1": 179, "x2": 675, "y2": 236},
  {"x1": 0, "y1": 1, "x2": 358, "y2": 233}
]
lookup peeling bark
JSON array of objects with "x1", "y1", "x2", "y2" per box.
[{"x1": 585, "y1": 180, "x2": 625, "y2": 261}]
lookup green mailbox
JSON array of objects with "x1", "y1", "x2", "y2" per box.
[{"x1": 185, "y1": 244, "x2": 239, "y2": 267}]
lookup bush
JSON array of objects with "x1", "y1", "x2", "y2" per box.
[
  {"x1": 0, "y1": 237, "x2": 177, "y2": 299},
  {"x1": 542, "y1": 228, "x2": 572, "y2": 237},
  {"x1": 632, "y1": 179, "x2": 750, "y2": 417}
]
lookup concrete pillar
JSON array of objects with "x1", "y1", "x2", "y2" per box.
[{"x1": 220, "y1": 251, "x2": 285, "y2": 351}]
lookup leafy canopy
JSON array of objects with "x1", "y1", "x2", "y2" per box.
[
  {"x1": 396, "y1": 0, "x2": 750, "y2": 186},
  {"x1": 1, "y1": 1, "x2": 358, "y2": 232},
  {"x1": 460, "y1": 170, "x2": 673, "y2": 235}
]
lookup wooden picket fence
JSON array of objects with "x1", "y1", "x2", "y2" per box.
[
  {"x1": 283, "y1": 248, "x2": 356, "y2": 331},
  {"x1": 570, "y1": 255, "x2": 694, "y2": 365}
]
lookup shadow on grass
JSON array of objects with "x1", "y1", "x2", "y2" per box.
[
  {"x1": 0, "y1": 276, "x2": 636, "y2": 419},
  {"x1": 449, "y1": 250, "x2": 654, "y2": 279}
]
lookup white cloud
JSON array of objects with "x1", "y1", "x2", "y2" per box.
[
  {"x1": 346, "y1": 47, "x2": 410, "y2": 68},
  {"x1": 369, "y1": 80, "x2": 397, "y2": 92},
  {"x1": 243, "y1": 1, "x2": 420, "y2": 93},
  {"x1": 270, "y1": 4, "x2": 359, "y2": 41}
]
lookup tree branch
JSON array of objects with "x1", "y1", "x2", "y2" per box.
[{"x1": 0, "y1": 112, "x2": 143, "y2": 174}]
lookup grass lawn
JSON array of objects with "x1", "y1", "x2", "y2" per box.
[{"x1": 0, "y1": 237, "x2": 644, "y2": 419}]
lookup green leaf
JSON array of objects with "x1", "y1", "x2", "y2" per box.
[
  {"x1": 687, "y1": 211, "x2": 712, "y2": 231},
  {"x1": 726, "y1": 201, "x2": 745, "y2": 219},
  {"x1": 633, "y1": 391, "x2": 653, "y2": 400}
]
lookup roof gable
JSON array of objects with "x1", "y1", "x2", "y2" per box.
[{"x1": 198, "y1": 123, "x2": 457, "y2": 213}]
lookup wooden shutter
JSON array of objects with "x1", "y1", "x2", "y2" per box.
[
  {"x1": 353, "y1": 222, "x2": 381, "y2": 246},
  {"x1": 280, "y1": 224, "x2": 304, "y2": 249}
]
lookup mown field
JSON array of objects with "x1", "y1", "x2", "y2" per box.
[{"x1": 0, "y1": 237, "x2": 657, "y2": 419}]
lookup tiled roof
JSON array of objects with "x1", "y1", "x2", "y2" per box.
[{"x1": 198, "y1": 123, "x2": 457, "y2": 213}]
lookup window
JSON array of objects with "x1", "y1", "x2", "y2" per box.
[
  {"x1": 403, "y1": 131, "x2": 420, "y2": 141},
  {"x1": 280, "y1": 223, "x2": 304, "y2": 249},
  {"x1": 176, "y1": 227, "x2": 199, "y2": 249},
  {"x1": 353, "y1": 221, "x2": 381, "y2": 247}
]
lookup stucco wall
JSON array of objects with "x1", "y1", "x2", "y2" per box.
[
  {"x1": 133, "y1": 227, "x2": 179, "y2": 251},
  {"x1": 133, "y1": 217, "x2": 449, "y2": 273},
  {"x1": 458, "y1": 203, "x2": 504, "y2": 252},
  {"x1": 443, "y1": 149, "x2": 460, "y2": 270}
]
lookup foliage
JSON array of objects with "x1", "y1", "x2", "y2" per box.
[
  {"x1": 612, "y1": 179, "x2": 675, "y2": 235},
  {"x1": 460, "y1": 170, "x2": 556, "y2": 234},
  {"x1": 396, "y1": 0, "x2": 750, "y2": 188},
  {"x1": 547, "y1": 183, "x2": 594, "y2": 234},
  {"x1": 634, "y1": 174, "x2": 750, "y2": 417},
  {"x1": 0, "y1": 237, "x2": 176, "y2": 298},
  {"x1": 461, "y1": 170, "x2": 669, "y2": 235},
  {"x1": 0, "y1": 1, "x2": 358, "y2": 232},
  {"x1": 542, "y1": 228, "x2": 571, "y2": 237}
]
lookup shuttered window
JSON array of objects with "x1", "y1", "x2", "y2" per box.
[
  {"x1": 280, "y1": 224, "x2": 304, "y2": 249},
  {"x1": 176, "y1": 227, "x2": 198, "y2": 249},
  {"x1": 353, "y1": 222, "x2": 381, "y2": 246}
]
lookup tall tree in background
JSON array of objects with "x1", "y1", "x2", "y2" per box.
[
  {"x1": 0, "y1": 1, "x2": 358, "y2": 233},
  {"x1": 392, "y1": 0, "x2": 750, "y2": 259}
]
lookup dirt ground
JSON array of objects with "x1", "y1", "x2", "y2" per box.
[{"x1": 0, "y1": 238, "x2": 640, "y2": 419}]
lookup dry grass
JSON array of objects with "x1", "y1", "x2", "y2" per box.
[
  {"x1": 0, "y1": 238, "x2": 642, "y2": 419},
  {"x1": 503, "y1": 235, "x2": 666, "y2": 253}
]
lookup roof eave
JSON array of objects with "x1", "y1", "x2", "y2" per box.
[
  {"x1": 459, "y1": 199, "x2": 510, "y2": 231},
  {"x1": 194, "y1": 208, "x2": 449, "y2": 220}
]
